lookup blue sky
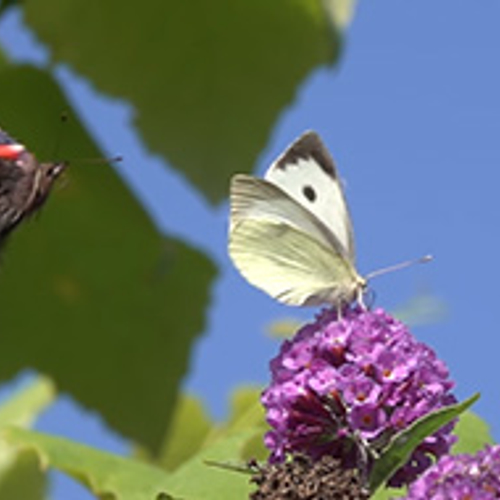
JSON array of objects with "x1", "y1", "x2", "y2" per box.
[{"x1": 1, "y1": 1, "x2": 500, "y2": 498}]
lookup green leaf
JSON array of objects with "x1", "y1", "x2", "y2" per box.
[
  {"x1": 0, "y1": 449, "x2": 46, "y2": 500},
  {"x1": 370, "y1": 486, "x2": 404, "y2": 500},
  {"x1": 0, "y1": 376, "x2": 55, "y2": 500},
  {"x1": 158, "y1": 394, "x2": 213, "y2": 471},
  {"x1": 240, "y1": 431, "x2": 268, "y2": 463},
  {"x1": 160, "y1": 388, "x2": 267, "y2": 498},
  {"x1": 0, "y1": 43, "x2": 10, "y2": 69},
  {"x1": 3, "y1": 427, "x2": 175, "y2": 500},
  {"x1": 452, "y1": 411, "x2": 494, "y2": 455},
  {"x1": 156, "y1": 387, "x2": 268, "y2": 474},
  {"x1": 22, "y1": 0, "x2": 355, "y2": 203},
  {"x1": 226, "y1": 386, "x2": 265, "y2": 431},
  {"x1": 164, "y1": 430, "x2": 258, "y2": 500},
  {"x1": 0, "y1": 377, "x2": 55, "y2": 428},
  {"x1": 4, "y1": 425, "x2": 261, "y2": 500},
  {"x1": 0, "y1": 66, "x2": 217, "y2": 454},
  {"x1": 225, "y1": 387, "x2": 268, "y2": 461},
  {"x1": 371, "y1": 412, "x2": 494, "y2": 500},
  {"x1": 369, "y1": 393, "x2": 480, "y2": 493}
]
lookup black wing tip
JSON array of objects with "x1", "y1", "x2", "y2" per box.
[{"x1": 276, "y1": 130, "x2": 338, "y2": 179}]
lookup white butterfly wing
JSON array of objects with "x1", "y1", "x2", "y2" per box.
[
  {"x1": 265, "y1": 131, "x2": 355, "y2": 261},
  {"x1": 229, "y1": 218, "x2": 361, "y2": 307},
  {"x1": 228, "y1": 131, "x2": 364, "y2": 307},
  {"x1": 230, "y1": 174, "x2": 344, "y2": 254}
]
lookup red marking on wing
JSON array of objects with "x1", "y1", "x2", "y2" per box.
[{"x1": 0, "y1": 144, "x2": 25, "y2": 160}]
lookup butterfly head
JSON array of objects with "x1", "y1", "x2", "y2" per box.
[
  {"x1": 30, "y1": 161, "x2": 67, "y2": 213},
  {"x1": 334, "y1": 273, "x2": 368, "y2": 310}
]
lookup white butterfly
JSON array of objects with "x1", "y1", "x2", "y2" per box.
[{"x1": 228, "y1": 131, "x2": 367, "y2": 308}]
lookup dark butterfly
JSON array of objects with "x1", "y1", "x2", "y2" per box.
[{"x1": 0, "y1": 127, "x2": 66, "y2": 245}]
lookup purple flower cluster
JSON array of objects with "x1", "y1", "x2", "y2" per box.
[
  {"x1": 262, "y1": 307, "x2": 457, "y2": 487},
  {"x1": 400, "y1": 445, "x2": 500, "y2": 499}
]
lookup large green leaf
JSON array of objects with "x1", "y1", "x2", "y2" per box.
[
  {"x1": 21, "y1": 0, "x2": 355, "y2": 203},
  {"x1": 4, "y1": 424, "x2": 262, "y2": 500},
  {"x1": 0, "y1": 66, "x2": 216, "y2": 453},
  {"x1": 3, "y1": 427, "x2": 174, "y2": 500}
]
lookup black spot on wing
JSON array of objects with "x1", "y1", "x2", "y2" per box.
[
  {"x1": 275, "y1": 131, "x2": 338, "y2": 179},
  {"x1": 302, "y1": 185, "x2": 316, "y2": 202}
]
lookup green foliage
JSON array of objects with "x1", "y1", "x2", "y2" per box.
[
  {"x1": 0, "y1": 378, "x2": 266, "y2": 500},
  {"x1": 226, "y1": 386, "x2": 266, "y2": 431},
  {"x1": 221, "y1": 387, "x2": 268, "y2": 462},
  {"x1": 0, "y1": 376, "x2": 55, "y2": 428},
  {"x1": 452, "y1": 410, "x2": 494, "y2": 455},
  {"x1": 0, "y1": 0, "x2": 355, "y2": 497},
  {"x1": 158, "y1": 394, "x2": 213, "y2": 471},
  {"x1": 370, "y1": 486, "x2": 404, "y2": 500},
  {"x1": 158, "y1": 388, "x2": 267, "y2": 498},
  {"x1": 3, "y1": 427, "x2": 175, "y2": 500},
  {"x1": 0, "y1": 377, "x2": 55, "y2": 500},
  {"x1": 366, "y1": 406, "x2": 491, "y2": 500},
  {"x1": 2, "y1": 414, "x2": 264, "y2": 499},
  {"x1": 164, "y1": 430, "x2": 258, "y2": 499},
  {"x1": 0, "y1": 450, "x2": 46, "y2": 500},
  {"x1": 0, "y1": 66, "x2": 216, "y2": 453},
  {"x1": 22, "y1": 0, "x2": 349, "y2": 203}
]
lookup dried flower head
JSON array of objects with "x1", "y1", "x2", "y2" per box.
[{"x1": 250, "y1": 454, "x2": 369, "y2": 500}]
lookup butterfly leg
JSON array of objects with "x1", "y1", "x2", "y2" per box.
[{"x1": 356, "y1": 288, "x2": 368, "y2": 311}]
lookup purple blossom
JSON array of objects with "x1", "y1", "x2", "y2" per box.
[
  {"x1": 399, "y1": 445, "x2": 500, "y2": 499},
  {"x1": 261, "y1": 307, "x2": 457, "y2": 488}
]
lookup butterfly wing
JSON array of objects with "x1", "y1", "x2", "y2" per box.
[
  {"x1": 0, "y1": 126, "x2": 64, "y2": 244},
  {"x1": 229, "y1": 216, "x2": 361, "y2": 307},
  {"x1": 230, "y1": 174, "x2": 344, "y2": 252},
  {"x1": 228, "y1": 131, "x2": 364, "y2": 307},
  {"x1": 229, "y1": 174, "x2": 364, "y2": 307},
  {"x1": 265, "y1": 131, "x2": 355, "y2": 262}
]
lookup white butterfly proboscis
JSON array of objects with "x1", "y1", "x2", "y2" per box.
[{"x1": 228, "y1": 131, "x2": 431, "y2": 309}]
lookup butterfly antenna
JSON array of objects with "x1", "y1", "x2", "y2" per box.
[
  {"x1": 52, "y1": 113, "x2": 123, "y2": 167},
  {"x1": 67, "y1": 155, "x2": 123, "y2": 166},
  {"x1": 365, "y1": 255, "x2": 433, "y2": 281},
  {"x1": 51, "y1": 111, "x2": 69, "y2": 161}
]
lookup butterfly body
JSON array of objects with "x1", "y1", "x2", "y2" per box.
[
  {"x1": 229, "y1": 131, "x2": 366, "y2": 308},
  {"x1": 0, "y1": 128, "x2": 66, "y2": 244}
]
